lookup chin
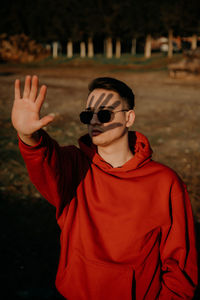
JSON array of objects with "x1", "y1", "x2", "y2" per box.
[
  {"x1": 91, "y1": 133, "x2": 122, "y2": 147},
  {"x1": 90, "y1": 127, "x2": 128, "y2": 147},
  {"x1": 90, "y1": 132, "x2": 109, "y2": 146},
  {"x1": 91, "y1": 135, "x2": 107, "y2": 146}
]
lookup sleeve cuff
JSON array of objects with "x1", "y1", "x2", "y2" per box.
[{"x1": 17, "y1": 130, "x2": 44, "y2": 150}]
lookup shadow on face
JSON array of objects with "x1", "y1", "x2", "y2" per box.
[{"x1": 85, "y1": 90, "x2": 129, "y2": 135}]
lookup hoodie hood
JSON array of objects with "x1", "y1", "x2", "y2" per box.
[{"x1": 78, "y1": 131, "x2": 152, "y2": 175}]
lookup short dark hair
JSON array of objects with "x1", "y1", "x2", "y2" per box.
[{"x1": 88, "y1": 77, "x2": 135, "y2": 109}]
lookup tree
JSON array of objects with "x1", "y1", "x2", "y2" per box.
[
  {"x1": 178, "y1": 0, "x2": 200, "y2": 50},
  {"x1": 1, "y1": 0, "x2": 200, "y2": 59},
  {"x1": 137, "y1": 0, "x2": 162, "y2": 58},
  {"x1": 160, "y1": 0, "x2": 182, "y2": 57}
]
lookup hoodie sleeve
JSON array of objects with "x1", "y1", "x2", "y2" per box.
[
  {"x1": 18, "y1": 130, "x2": 80, "y2": 218},
  {"x1": 158, "y1": 178, "x2": 198, "y2": 299}
]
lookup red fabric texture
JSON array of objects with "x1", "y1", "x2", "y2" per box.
[{"x1": 18, "y1": 130, "x2": 198, "y2": 300}]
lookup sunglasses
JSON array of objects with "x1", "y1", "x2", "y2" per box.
[{"x1": 79, "y1": 109, "x2": 129, "y2": 124}]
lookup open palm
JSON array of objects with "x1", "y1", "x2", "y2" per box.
[{"x1": 11, "y1": 75, "x2": 54, "y2": 136}]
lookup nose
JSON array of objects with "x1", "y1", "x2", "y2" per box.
[{"x1": 90, "y1": 112, "x2": 101, "y2": 125}]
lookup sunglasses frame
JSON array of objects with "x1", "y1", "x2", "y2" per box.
[{"x1": 79, "y1": 109, "x2": 129, "y2": 124}]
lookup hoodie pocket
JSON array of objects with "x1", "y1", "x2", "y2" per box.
[{"x1": 57, "y1": 249, "x2": 134, "y2": 300}]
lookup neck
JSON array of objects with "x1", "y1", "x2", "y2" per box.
[{"x1": 97, "y1": 132, "x2": 134, "y2": 168}]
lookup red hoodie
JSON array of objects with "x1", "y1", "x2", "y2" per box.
[{"x1": 19, "y1": 130, "x2": 198, "y2": 300}]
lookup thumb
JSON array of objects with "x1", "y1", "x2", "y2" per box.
[{"x1": 39, "y1": 114, "x2": 55, "y2": 128}]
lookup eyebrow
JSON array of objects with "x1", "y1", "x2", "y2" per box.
[
  {"x1": 101, "y1": 100, "x2": 121, "y2": 110},
  {"x1": 99, "y1": 105, "x2": 115, "y2": 109},
  {"x1": 86, "y1": 105, "x2": 117, "y2": 111}
]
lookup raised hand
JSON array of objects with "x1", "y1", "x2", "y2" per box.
[{"x1": 11, "y1": 75, "x2": 54, "y2": 145}]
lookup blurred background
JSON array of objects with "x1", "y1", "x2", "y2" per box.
[{"x1": 0, "y1": 0, "x2": 200, "y2": 299}]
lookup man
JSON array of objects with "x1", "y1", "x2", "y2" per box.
[{"x1": 12, "y1": 75, "x2": 198, "y2": 299}]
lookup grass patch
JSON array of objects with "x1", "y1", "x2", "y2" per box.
[{"x1": 0, "y1": 52, "x2": 183, "y2": 71}]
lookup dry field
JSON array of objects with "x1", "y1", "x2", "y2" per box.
[{"x1": 0, "y1": 57, "x2": 199, "y2": 298}]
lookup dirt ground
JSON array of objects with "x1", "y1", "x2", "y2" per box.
[{"x1": 0, "y1": 61, "x2": 200, "y2": 298}]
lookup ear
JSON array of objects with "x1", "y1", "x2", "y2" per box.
[{"x1": 126, "y1": 110, "x2": 135, "y2": 128}]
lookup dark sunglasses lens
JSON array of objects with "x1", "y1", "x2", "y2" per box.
[
  {"x1": 80, "y1": 111, "x2": 93, "y2": 124},
  {"x1": 98, "y1": 110, "x2": 112, "y2": 123}
]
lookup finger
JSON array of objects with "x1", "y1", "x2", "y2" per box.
[
  {"x1": 29, "y1": 75, "x2": 39, "y2": 101},
  {"x1": 14, "y1": 79, "x2": 21, "y2": 100},
  {"x1": 35, "y1": 85, "x2": 47, "y2": 110},
  {"x1": 38, "y1": 114, "x2": 55, "y2": 128},
  {"x1": 23, "y1": 75, "x2": 31, "y2": 98}
]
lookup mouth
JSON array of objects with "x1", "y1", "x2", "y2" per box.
[{"x1": 91, "y1": 129, "x2": 103, "y2": 137}]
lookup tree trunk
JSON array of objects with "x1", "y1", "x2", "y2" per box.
[
  {"x1": 80, "y1": 41, "x2": 86, "y2": 58},
  {"x1": 115, "y1": 38, "x2": 121, "y2": 58},
  {"x1": 168, "y1": 29, "x2": 173, "y2": 58},
  {"x1": 144, "y1": 34, "x2": 151, "y2": 58},
  {"x1": 191, "y1": 34, "x2": 197, "y2": 50},
  {"x1": 105, "y1": 37, "x2": 113, "y2": 58},
  {"x1": 45, "y1": 44, "x2": 51, "y2": 51},
  {"x1": 88, "y1": 37, "x2": 94, "y2": 58},
  {"x1": 52, "y1": 41, "x2": 58, "y2": 58},
  {"x1": 67, "y1": 40, "x2": 73, "y2": 58},
  {"x1": 131, "y1": 38, "x2": 136, "y2": 55}
]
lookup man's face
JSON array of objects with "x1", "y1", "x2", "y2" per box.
[{"x1": 85, "y1": 88, "x2": 132, "y2": 147}]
